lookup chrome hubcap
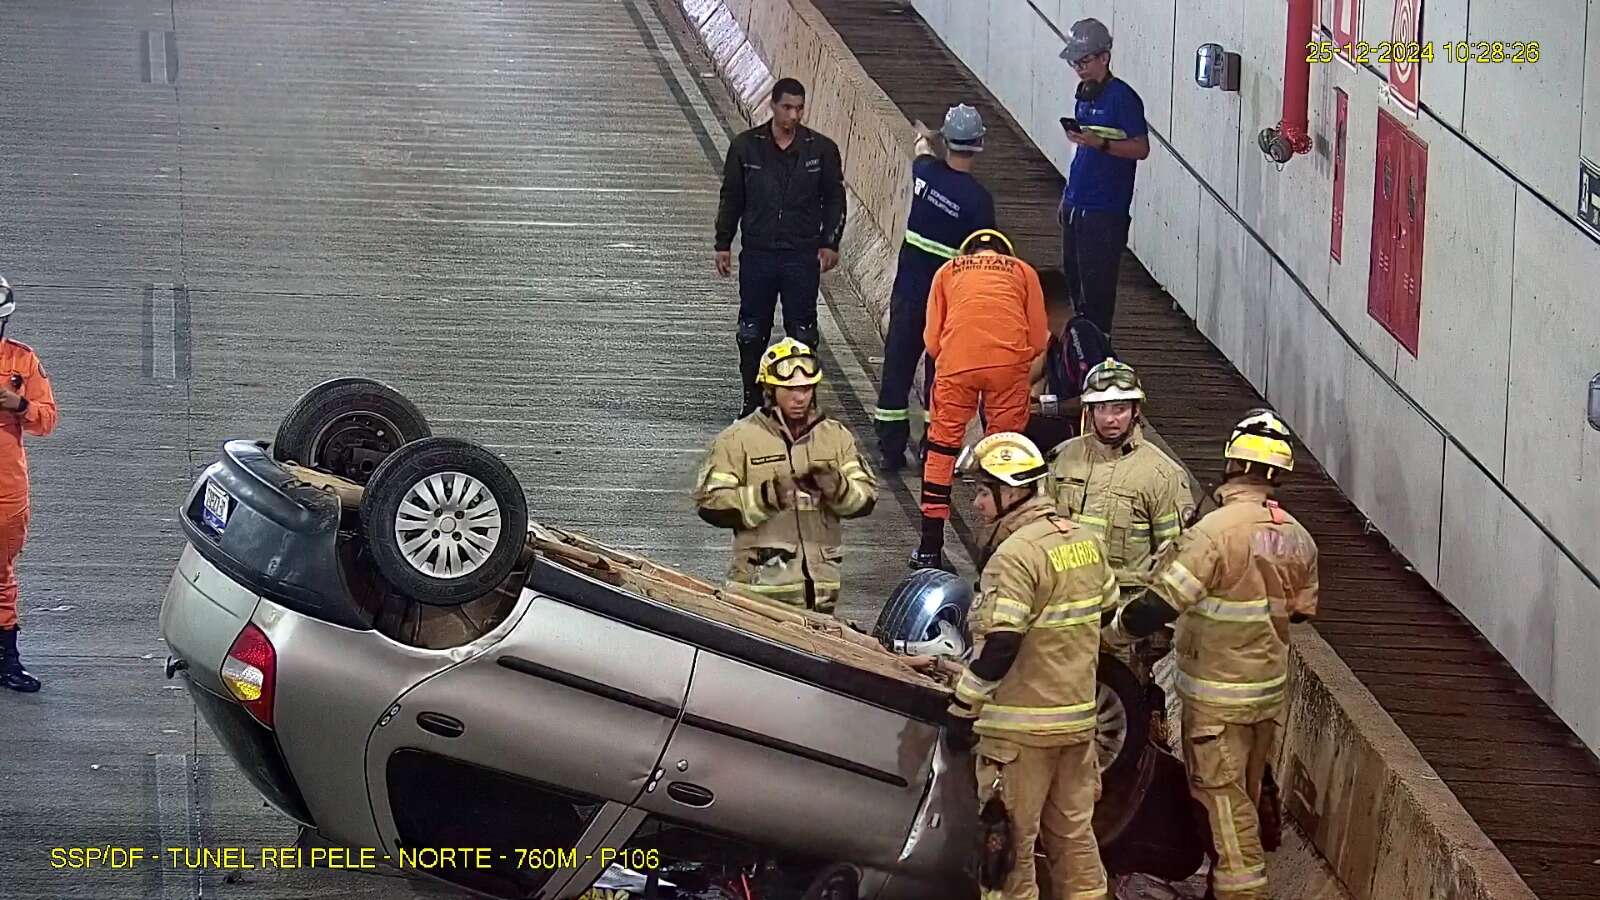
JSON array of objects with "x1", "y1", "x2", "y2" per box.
[{"x1": 394, "y1": 471, "x2": 502, "y2": 577}]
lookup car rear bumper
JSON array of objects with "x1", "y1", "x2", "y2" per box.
[{"x1": 181, "y1": 675, "x2": 317, "y2": 828}]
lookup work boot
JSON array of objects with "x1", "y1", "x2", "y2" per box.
[
  {"x1": 737, "y1": 340, "x2": 765, "y2": 418},
  {"x1": 0, "y1": 626, "x2": 41, "y2": 693}
]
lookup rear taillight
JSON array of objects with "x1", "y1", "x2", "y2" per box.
[{"x1": 221, "y1": 623, "x2": 277, "y2": 729}]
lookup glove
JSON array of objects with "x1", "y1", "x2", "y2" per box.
[
  {"x1": 943, "y1": 703, "x2": 978, "y2": 754},
  {"x1": 760, "y1": 473, "x2": 799, "y2": 510},
  {"x1": 804, "y1": 463, "x2": 845, "y2": 501}
]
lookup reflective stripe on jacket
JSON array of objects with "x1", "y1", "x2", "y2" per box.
[
  {"x1": 1044, "y1": 423, "x2": 1195, "y2": 593},
  {"x1": 691, "y1": 408, "x2": 877, "y2": 611},
  {"x1": 1145, "y1": 482, "x2": 1319, "y2": 723},
  {"x1": 955, "y1": 497, "x2": 1118, "y2": 747}
]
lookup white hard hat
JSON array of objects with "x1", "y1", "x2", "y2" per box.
[{"x1": 0, "y1": 275, "x2": 14, "y2": 320}]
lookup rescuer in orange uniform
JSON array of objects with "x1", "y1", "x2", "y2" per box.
[
  {"x1": 0, "y1": 276, "x2": 59, "y2": 693},
  {"x1": 912, "y1": 230, "x2": 1049, "y2": 571}
]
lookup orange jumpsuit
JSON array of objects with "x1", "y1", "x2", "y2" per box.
[
  {"x1": 0, "y1": 339, "x2": 59, "y2": 629},
  {"x1": 919, "y1": 252, "x2": 1049, "y2": 519}
]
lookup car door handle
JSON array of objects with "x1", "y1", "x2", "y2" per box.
[
  {"x1": 416, "y1": 711, "x2": 465, "y2": 739},
  {"x1": 666, "y1": 781, "x2": 714, "y2": 808}
]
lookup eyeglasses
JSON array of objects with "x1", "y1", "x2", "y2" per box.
[
  {"x1": 771, "y1": 355, "x2": 819, "y2": 380},
  {"x1": 1071, "y1": 52, "x2": 1104, "y2": 70}
]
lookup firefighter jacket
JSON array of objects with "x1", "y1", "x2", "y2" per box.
[
  {"x1": 951, "y1": 496, "x2": 1119, "y2": 748},
  {"x1": 1044, "y1": 423, "x2": 1195, "y2": 594},
  {"x1": 1142, "y1": 482, "x2": 1319, "y2": 724},
  {"x1": 714, "y1": 122, "x2": 846, "y2": 254},
  {"x1": 692, "y1": 408, "x2": 877, "y2": 611},
  {"x1": 923, "y1": 252, "x2": 1050, "y2": 378},
  {"x1": 0, "y1": 339, "x2": 59, "y2": 518}
]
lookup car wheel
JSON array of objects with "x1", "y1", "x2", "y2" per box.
[
  {"x1": 274, "y1": 377, "x2": 431, "y2": 484},
  {"x1": 876, "y1": 569, "x2": 1150, "y2": 779},
  {"x1": 360, "y1": 437, "x2": 528, "y2": 606}
]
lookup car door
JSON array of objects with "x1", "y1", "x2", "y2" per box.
[
  {"x1": 363, "y1": 588, "x2": 696, "y2": 900},
  {"x1": 632, "y1": 649, "x2": 941, "y2": 871}
]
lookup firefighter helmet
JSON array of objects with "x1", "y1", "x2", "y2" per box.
[
  {"x1": 1080, "y1": 359, "x2": 1144, "y2": 404},
  {"x1": 1225, "y1": 408, "x2": 1294, "y2": 472},
  {"x1": 758, "y1": 337, "x2": 823, "y2": 388},
  {"x1": 957, "y1": 432, "x2": 1048, "y2": 487},
  {"x1": 0, "y1": 275, "x2": 13, "y2": 320},
  {"x1": 959, "y1": 228, "x2": 1014, "y2": 256}
]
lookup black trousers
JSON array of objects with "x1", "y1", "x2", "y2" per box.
[
  {"x1": 736, "y1": 248, "x2": 821, "y2": 410},
  {"x1": 873, "y1": 286, "x2": 935, "y2": 463},
  {"x1": 1060, "y1": 205, "x2": 1132, "y2": 336}
]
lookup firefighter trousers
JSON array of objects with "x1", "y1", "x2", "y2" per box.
[
  {"x1": 0, "y1": 506, "x2": 31, "y2": 629},
  {"x1": 1181, "y1": 705, "x2": 1282, "y2": 899},
  {"x1": 873, "y1": 287, "x2": 935, "y2": 466},
  {"x1": 975, "y1": 736, "x2": 1108, "y2": 900},
  {"x1": 919, "y1": 362, "x2": 1031, "y2": 519}
]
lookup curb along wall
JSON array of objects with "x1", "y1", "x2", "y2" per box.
[{"x1": 678, "y1": 0, "x2": 913, "y2": 339}]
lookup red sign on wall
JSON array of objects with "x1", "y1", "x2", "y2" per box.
[
  {"x1": 1388, "y1": 0, "x2": 1421, "y2": 114},
  {"x1": 1332, "y1": 0, "x2": 1362, "y2": 68},
  {"x1": 1331, "y1": 87, "x2": 1349, "y2": 262}
]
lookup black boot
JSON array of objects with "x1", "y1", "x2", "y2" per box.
[
  {"x1": 737, "y1": 339, "x2": 765, "y2": 418},
  {"x1": 909, "y1": 516, "x2": 955, "y2": 573},
  {"x1": 0, "y1": 626, "x2": 41, "y2": 693},
  {"x1": 874, "y1": 419, "x2": 912, "y2": 472}
]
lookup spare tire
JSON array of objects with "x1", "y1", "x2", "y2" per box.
[
  {"x1": 274, "y1": 377, "x2": 431, "y2": 485},
  {"x1": 360, "y1": 437, "x2": 529, "y2": 606}
]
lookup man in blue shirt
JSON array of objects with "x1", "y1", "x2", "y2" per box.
[
  {"x1": 873, "y1": 104, "x2": 996, "y2": 472},
  {"x1": 1058, "y1": 18, "x2": 1150, "y2": 336}
]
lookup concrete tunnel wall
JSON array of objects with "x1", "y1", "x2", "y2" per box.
[{"x1": 902, "y1": 0, "x2": 1600, "y2": 756}]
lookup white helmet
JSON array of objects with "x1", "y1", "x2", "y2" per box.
[
  {"x1": 0, "y1": 275, "x2": 13, "y2": 320},
  {"x1": 1080, "y1": 359, "x2": 1145, "y2": 405}
]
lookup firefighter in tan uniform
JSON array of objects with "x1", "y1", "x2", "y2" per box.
[
  {"x1": 692, "y1": 338, "x2": 878, "y2": 616},
  {"x1": 1044, "y1": 360, "x2": 1193, "y2": 607},
  {"x1": 1102, "y1": 410, "x2": 1319, "y2": 900},
  {"x1": 943, "y1": 432, "x2": 1116, "y2": 900}
]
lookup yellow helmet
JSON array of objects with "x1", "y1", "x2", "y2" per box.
[
  {"x1": 1225, "y1": 409, "x2": 1294, "y2": 472},
  {"x1": 1080, "y1": 359, "x2": 1145, "y2": 404},
  {"x1": 957, "y1": 432, "x2": 1048, "y2": 487},
  {"x1": 958, "y1": 228, "x2": 1014, "y2": 256},
  {"x1": 758, "y1": 337, "x2": 823, "y2": 388}
]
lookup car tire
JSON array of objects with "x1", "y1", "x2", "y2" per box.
[
  {"x1": 274, "y1": 377, "x2": 431, "y2": 485},
  {"x1": 360, "y1": 437, "x2": 528, "y2": 606}
]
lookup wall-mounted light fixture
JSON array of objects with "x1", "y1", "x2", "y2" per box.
[
  {"x1": 1589, "y1": 373, "x2": 1600, "y2": 431},
  {"x1": 1195, "y1": 43, "x2": 1241, "y2": 92}
]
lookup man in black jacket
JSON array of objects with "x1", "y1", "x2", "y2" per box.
[{"x1": 716, "y1": 77, "x2": 847, "y2": 417}]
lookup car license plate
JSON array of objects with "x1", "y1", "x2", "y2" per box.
[{"x1": 202, "y1": 480, "x2": 231, "y2": 534}]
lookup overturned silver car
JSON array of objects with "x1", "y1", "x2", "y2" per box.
[{"x1": 159, "y1": 378, "x2": 1204, "y2": 900}]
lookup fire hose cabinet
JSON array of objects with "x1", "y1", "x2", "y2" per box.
[{"x1": 1368, "y1": 109, "x2": 1428, "y2": 356}]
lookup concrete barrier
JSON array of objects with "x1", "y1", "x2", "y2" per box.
[{"x1": 671, "y1": 0, "x2": 1543, "y2": 898}]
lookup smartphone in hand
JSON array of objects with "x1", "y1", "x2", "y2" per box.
[{"x1": 1059, "y1": 116, "x2": 1082, "y2": 133}]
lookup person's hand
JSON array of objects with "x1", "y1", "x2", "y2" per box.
[
  {"x1": 715, "y1": 250, "x2": 733, "y2": 277},
  {"x1": 818, "y1": 248, "x2": 840, "y2": 273},
  {"x1": 1066, "y1": 128, "x2": 1096, "y2": 148},
  {"x1": 0, "y1": 388, "x2": 23, "y2": 412},
  {"x1": 805, "y1": 463, "x2": 844, "y2": 500},
  {"x1": 943, "y1": 712, "x2": 978, "y2": 754},
  {"x1": 762, "y1": 473, "x2": 799, "y2": 509},
  {"x1": 912, "y1": 118, "x2": 937, "y2": 141}
]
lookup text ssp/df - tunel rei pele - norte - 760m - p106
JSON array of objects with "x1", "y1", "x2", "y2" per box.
[{"x1": 159, "y1": 376, "x2": 1208, "y2": 900}]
